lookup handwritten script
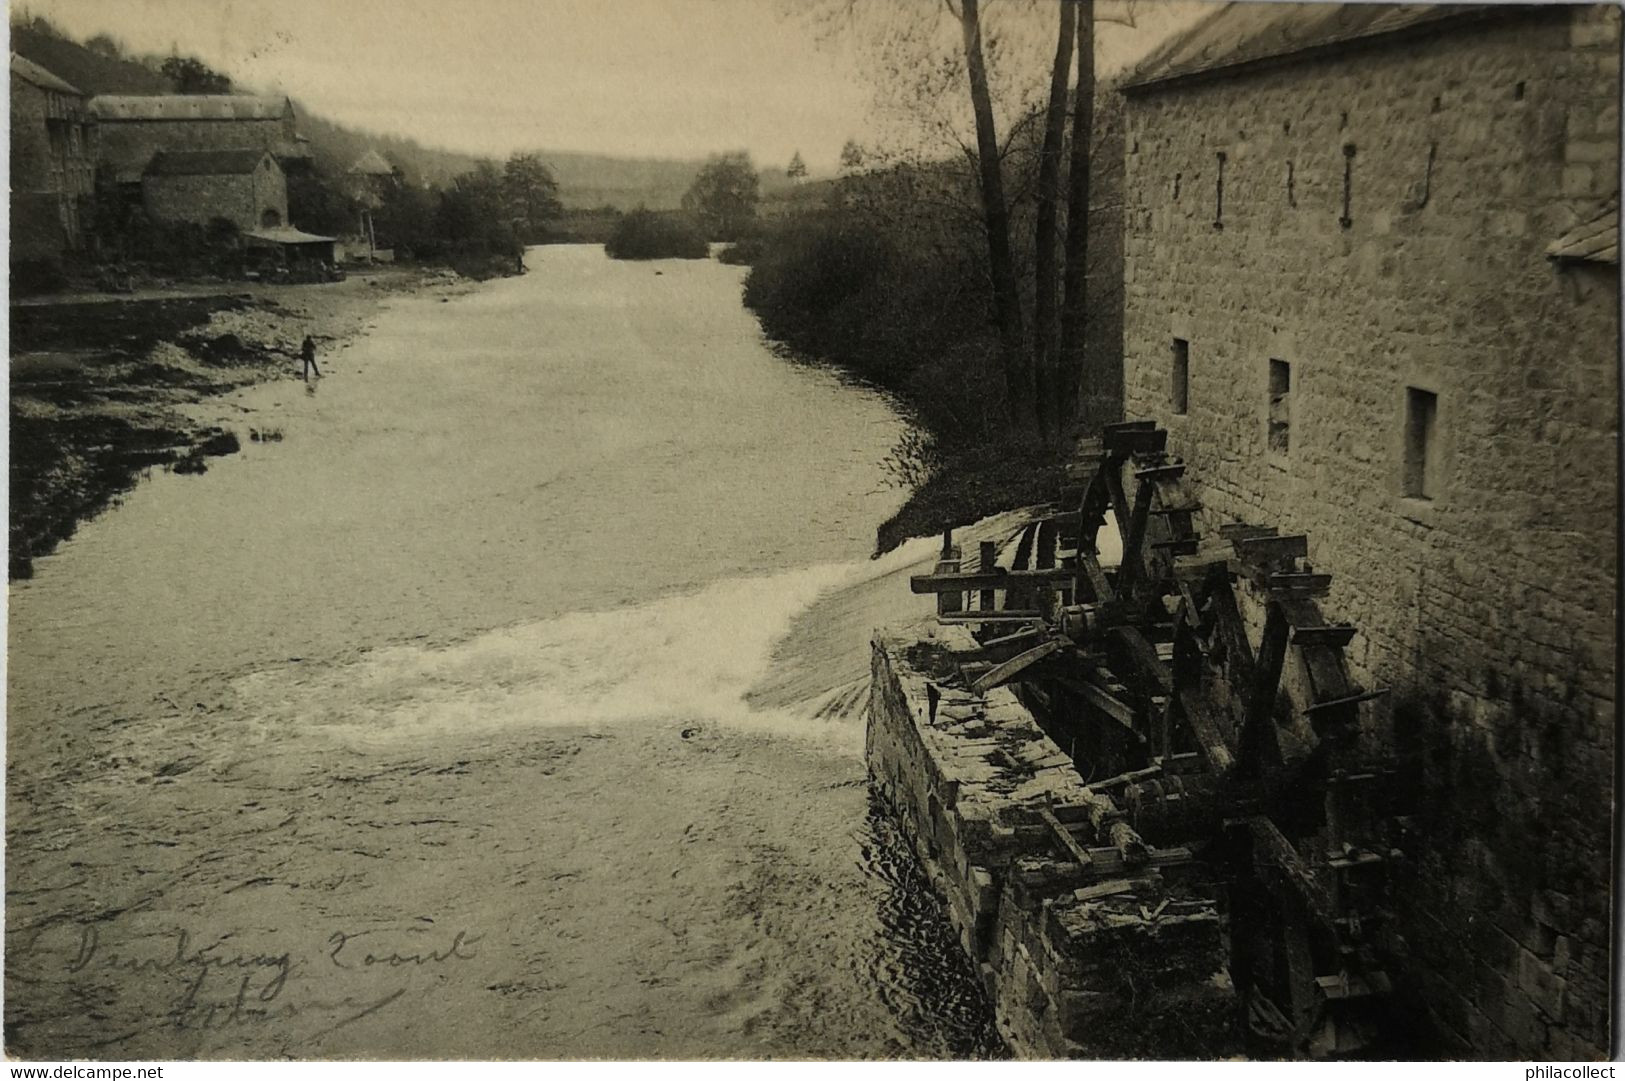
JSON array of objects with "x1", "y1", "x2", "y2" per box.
[{"x1": 17, "y1": 921, "x2": 484, "y2": 1039}]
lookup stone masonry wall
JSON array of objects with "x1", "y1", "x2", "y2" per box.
[
  {"x1": 98, "y1": 114, "x2": 300, "y2": 182},
  {"x1": 868, "y1": 629, "x2": 1235, "y2": 1058},
  {"x1": 1119, "y1": 7, "x2": 1618, "y2": 1059},
  {"x1": 143, "y1": 160, "x2": 289, "y2": 233}
]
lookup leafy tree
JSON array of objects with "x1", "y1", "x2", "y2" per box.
[
  {"x1": 839, "y1": 139, "x2": 865, "y2": 174},
  {"x1": 604, "y1": 208, "x2": 708, "y2": 260},
  {"x1": 287, "y1": 167, "x2": 357, "y2": 238},
  {"x1": 787, "y1": 151, "x2": 808, "y2": 182},
  {"x1": 161, "y1": 55, "x2": 233, "y2": 94},
  {"x1": 681, "y1": 152, "x2": 760, "y2": 241},
  {"x1": 502, "y1": 153, "x2": 563, "y2": 241},
  {"x1": 85, "y1": 33, "x2": 124, "y2": 59}
]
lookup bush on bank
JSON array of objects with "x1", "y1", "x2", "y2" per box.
[{"x1": 604, "y1": 210, "x2": 709, "y2": 261}]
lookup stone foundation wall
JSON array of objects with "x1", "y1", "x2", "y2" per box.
[{"x1": 867, "y1": 628, "x2": 1236, "y2": 1058}]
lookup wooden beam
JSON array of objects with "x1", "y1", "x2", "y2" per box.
[
  {"x1": 970, "y1": 639, "x2": 1067, "y2": 694},
  {"x1": 1039, "y1": 805, "x2": 1095, "y2": 869},
  {"x1": 1233, "y1": 532, "x2": 1309, "y2": 565},
  {"x1": 1112, "y1": 626, "x2": 1173, "y2": 693},
  {"x1": 1292, "y1": 625, "x2": 1357, "y2": 649},
  {"x1": 1074, "y1": 674, "x2": 1137, "y2": 727},
  {"x1": 1218, "y1": 523, "x2": 1277, "y2": 541},
  {"x1": 1269, "y1": 572, "x2": 1333, "y2": 597},
  {"x1": 1134, "y1": 463, "x2": 1187, "y2": 482},
  {"x1": 1246, "y1": 815, "x2": 1340, "y2": 941},
  {"x1": 1240, "y1": 600, "x2": 1292, "y2": 778},
  {"x1": 1178, "y1": 684, "x2": 1238, "y2": 774},
  {"x1": 978, "y1": 624, "x2": 1043, "y2": 654},
  {"x1": 1302, "y1": 687, "x2": 1388, "y2": 719},
  {"x1": 1103, "y1": 427, "x2": 1169, "y2": 455},
  {"x1": 1210, "y1": 580, "x2": 1257, "y2": 685},
  {"x1": 1078, "y1": 551, "x2": 1115, "y2": 604},
  {"x1": 909, "y1": 567, "x2": 1079, "y2": 594},
  {"x1": 1116, "y1": 476, "x2": 1155, "y2": 595},
  {"x1": 937, "y1": 612, "x2": 1043, "y2": 625}
]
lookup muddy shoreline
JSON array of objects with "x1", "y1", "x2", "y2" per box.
[{"x1": 8, "y1": 268, "x2": 477, "y2": 579}]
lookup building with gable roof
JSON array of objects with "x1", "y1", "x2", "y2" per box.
[
  {"x1": 91, "y1": 93, "x2": 310, "y2": 185},
  {"x1": 1115, "y1": 2, "x2": 1618, "y2": 1058},
  {"x1": 10, "y1": 53, "x2": 96, "y2": 257},
  {"x1": 141, "y1": 148, "x2": 289, "y2": 234}
]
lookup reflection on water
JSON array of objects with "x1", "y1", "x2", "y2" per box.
[{"x1": 6, "y1": 246, "x2": 1003, "y2": 1059}]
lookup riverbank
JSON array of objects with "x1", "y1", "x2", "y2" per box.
[
  {"x1": 8, "y1": 266, "x2": 477, "y2": 578},
  {"x1": 875, "y1": 442, "x2": 1071, "y2": 557}
]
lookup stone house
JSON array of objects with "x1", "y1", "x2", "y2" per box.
[
  {"x1": 91, "y1": 93, "x2": 310, "y2": 186},
  {"x1": 1116, "y1": 2, "x2": 1618, "y2": 1059},
  {"x1": 142, "y1": 149, "x2": 289, "y2": 235},
  {"x1": 10, "y1": 53, "x2": 96, "y2": 257}
]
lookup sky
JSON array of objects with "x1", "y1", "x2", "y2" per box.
[{"x1": 20, "y1": 0, "x2": 1210, "y2": 172}]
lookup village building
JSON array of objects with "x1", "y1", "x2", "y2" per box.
[
  {"x1": 141, "y1": 148, "x2": 289, "y2": 234},
  {"x1": 1117, "y1": 2, "x2": 1618, "y2": 1059},
  {"x1": 90, "y1": 93, "x2": 310, "y2": 187},
  {"x1": 10, "y1": 53, "x2": 96, "y2": 260}
]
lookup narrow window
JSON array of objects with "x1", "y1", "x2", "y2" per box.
[
  {"x1": 1403, "y1": 387, "x2": 1438, "y2": 499},
  {"x1": 1171, "y1": 339, "x2": 1190, "y2": 415},
  {"x1": 1513, "y1": 81, "x2": 1526, "y2": 101},
  {"x1": 1268, "y1": 359, "x2": 1291, "y2": 455},
  {"x1": 1340, "y1": 144, "x2": 1356, "y2": 229},
  {"x1": 1214, "y1": 151, "x2": 1227, "y2": 229}
]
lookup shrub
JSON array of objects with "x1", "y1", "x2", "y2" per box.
[
  {"x1": 604, "y1": 209, "x2": 708, "y2": 260},
  {"x1": 716, "y1": 231, "x2": 770, "y2": 266},
  {"x1": 741, "y1": 208, "x2": 1004, "y2": 447}
]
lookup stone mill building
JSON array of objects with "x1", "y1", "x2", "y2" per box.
[{"x1": 1115, "y1": 2, "x2": 1618, "y2": 1058}]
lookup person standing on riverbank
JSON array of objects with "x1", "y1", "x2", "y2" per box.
[{"x1": 301, "y1": 335, "x2": 321, "y2": 380}]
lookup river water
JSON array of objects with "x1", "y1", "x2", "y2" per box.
[{"x1": 5, "y1": 246, "x2": 1005, "y2": 1059}]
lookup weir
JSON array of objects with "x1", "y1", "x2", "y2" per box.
[{"x1": 866, "y1": 421, "x2": 1407, "y2": 1059}]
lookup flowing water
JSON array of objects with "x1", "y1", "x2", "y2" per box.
[{"x1": 5, "y1": 246, "x2": 1005, "y2": 1059}]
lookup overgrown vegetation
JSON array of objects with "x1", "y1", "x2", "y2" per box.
[
  {"x1": 737, "y1": 2, "x2": 1133, "y2": 551},
  {"x1": 604, "y1": 209, "x2": 709, "y2": 260}
]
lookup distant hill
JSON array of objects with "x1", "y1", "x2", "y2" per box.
[
  {"x1": 11, "y1": 20, "x2": 800, "y2": 208},
  {"x1": 10, "y1": 25, "x2": 172, "y2": 95},
  {"x1": 534, "y1": 150, "x2": 798, "y2": 212},
  {"x1": 291, "y1": 108, "x2": 488, "y2": 188}
]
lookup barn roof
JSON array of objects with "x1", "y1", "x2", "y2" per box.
[
  {"x1": 1547, "y1": 196, "x2": 1619, "y2": 266},
  {"x1": 91, "y1": 94, "x2": 293, "y2": 121},
  {"x1": 145, "y1": 148, "x2": 275, "y2": 177},
  {"x1": 11, "y1": 53, "x2": 84, "y2": 97},
  {"x1": 1123, "y1": 3, "x2": 1513, "y2": 93},
  {"x1": 349, "y1": 149, "x2": 394, "y2": 176}
]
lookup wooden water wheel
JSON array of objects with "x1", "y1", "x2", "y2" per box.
[{"x1": 910, "y1": 420, "x2": 1407, "y2": 1058}]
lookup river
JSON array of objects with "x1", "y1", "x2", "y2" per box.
[{"x1": 5, "y1": 245, "x2": 1005, "y2": 1059}]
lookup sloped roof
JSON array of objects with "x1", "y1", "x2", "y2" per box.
[
  {"x1": 245, "y1": 226, "x2": 336, "y2": 245},
  {"x1": 145, "y1": 148, "x2": 274, "y2": 177},
  {"x1": 11, "y1": 53, "x2": 84, "y2": 97},
  {"x1": 91, "y1": 94, "x2": 292, "y2": 121},
  {"x1": 349, "y1": 149, "x2": 394, "y2": 176},
  {"x1": 1123, "y1": 3, "x2": 1508, "y2": 92},
  {"x1": 1547, "y1": 196, "x2": 1619, "y2": 265}
]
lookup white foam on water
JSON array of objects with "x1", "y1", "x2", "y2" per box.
[{"x1": 230, "y1": 531, "x2": 952, "y2": 754}]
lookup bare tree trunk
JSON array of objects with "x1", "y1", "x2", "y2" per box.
[
  {"x1": 1059, "y1": 0, "x2": 1094, "y2": 433},
  {"x1": 958, "y1": 0, "x2": 1031, "y2": 431},
  {"x1": 1034, "y1": 0, "x2": 1077, "y2": 444}
]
